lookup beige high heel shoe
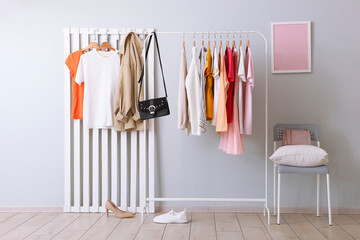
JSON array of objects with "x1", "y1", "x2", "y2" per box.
[{"x1": 105, "y1": 200, "x2": 136, "y2": 218}]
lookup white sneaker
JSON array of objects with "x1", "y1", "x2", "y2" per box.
[{"x1": 153, "y1": 209, "x2": 189, "y2": 224}]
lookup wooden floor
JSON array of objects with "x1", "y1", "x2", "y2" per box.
[{"x1": 0, "y1": 212, "x2": 359, "y2": 240}]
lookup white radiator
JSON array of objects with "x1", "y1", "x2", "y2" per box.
[{"x1": 63, "y1": 28, "x2": 155, "y2": 213}]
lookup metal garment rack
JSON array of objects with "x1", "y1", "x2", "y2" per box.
[{"x1": 143, "y1": 30, "x2": 270, "y2": 224}]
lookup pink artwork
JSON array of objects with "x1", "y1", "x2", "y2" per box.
[{"x1": 271, "y1": 22, "x2": 311, "y2": 73}]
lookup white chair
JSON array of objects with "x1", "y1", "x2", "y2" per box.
[{"x1": 273, "y1": 124, "x2": 332, "y2": 225}]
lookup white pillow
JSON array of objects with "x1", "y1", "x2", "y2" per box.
[{"x1": 270, "y1": 145, "x2": 329, "y2": 167}]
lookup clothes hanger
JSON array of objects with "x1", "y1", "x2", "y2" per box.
[
  {"x1": 214, "y1": 32, "x2": 216, "y2": 48},
  {"x1": 232, "y1": 32, "x2": 236, "y2": 48},
  {"x1": 83, "y1": 34, "x2": 99, "y2": 52},
  {"x1": 220, "y1": 33, "x2": 222, "y2": 48},
  {"x1": 97, "y1": 42, "x2": 116, "y2": 52},
  {"x1": 97, "y1": 34, "x2": 116, "y2": 52},
  {"x1": 193, "y1": 32, "x2": 196, "y2": 47},
  {"x1": 226, "y1": 32, "x2": 229, "y2": 48},
  {"x1": 201, "y1": 32, "x2": 204, "y2": 47},
  {"x1": 240, "y1": 33, "x2": 242, "y2": 47},
  {"x1": 207, "y1": 32, "x2": 210, "y2": 49},
  {"x1": 247, "y1": 32, "x2": 250, "y2": 48},
  {"x1": 182, "y1": 32, "x2": 185, "y2": 49}
]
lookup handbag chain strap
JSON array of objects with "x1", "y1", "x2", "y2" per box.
[{"x1": 138, "y1": 32, "x2": 168, "y2": 101}]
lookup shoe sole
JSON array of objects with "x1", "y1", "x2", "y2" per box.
[{"x1": 154, "y1": 219, "x2": 189, "y2": 224}]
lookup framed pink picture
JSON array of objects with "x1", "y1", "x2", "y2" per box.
[{"x1": 271, "y1": 21, "x2": 311, "y2": 73}]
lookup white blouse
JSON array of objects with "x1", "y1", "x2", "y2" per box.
[{"x1": 185, "y1": 47, "x2": 202, "y2": 136}]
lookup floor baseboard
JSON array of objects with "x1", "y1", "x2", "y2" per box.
[{"x1": 0, "y1": 206, "x2": 63, "y2": 212}]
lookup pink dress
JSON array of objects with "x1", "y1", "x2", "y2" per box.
[
  {"x1": 219, "y1": 48, "x2": 245, "y2": 155},
  {"x1": 243, "y1": 46, "x2": 254, "y2": 135}
]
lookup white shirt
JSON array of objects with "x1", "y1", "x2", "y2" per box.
[
  {"x1": 185, "y1": 47, "x2": 201, "y2": 136},
  {"x1": 75, "y1": 50, "x2": 120, "y2": 129},
  {"x1": 211, "y1": 47, "x2": 220, "y2": 126},
  {"x1": 237, "y1": 46, "x2": 246, "y2": 134}
]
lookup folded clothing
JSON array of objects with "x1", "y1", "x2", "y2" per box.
[
  {"x1": 282, "y1": 129, "x2": 311, "y2": 146},
  {"x1": 270, "y1": 145, "x2": 329, "y2": 167}
]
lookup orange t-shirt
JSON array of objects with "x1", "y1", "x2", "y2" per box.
[{"x1": 65, "y1": 50, "x2": 85, "y2": 119}]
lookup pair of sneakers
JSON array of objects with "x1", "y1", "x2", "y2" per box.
[{"x1": 153, "y1": 209, "x2": 188, "y2": 224}]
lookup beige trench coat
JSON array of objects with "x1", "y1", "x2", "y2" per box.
[{"x1": 114, "y1": 32, "x2": 144, "y2": 131}]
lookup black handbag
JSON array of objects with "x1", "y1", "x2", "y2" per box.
[{"x1": 138, "y1": 32, "x2": 170, "y2": 120}]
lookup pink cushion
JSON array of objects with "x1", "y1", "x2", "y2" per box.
[{"x1": 282, "y1": 129, "x2": 311, "y2": 146}]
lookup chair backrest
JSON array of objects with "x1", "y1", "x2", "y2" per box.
[{"x1": 273, "y1": 123, "x2": 320, "y2": 142}]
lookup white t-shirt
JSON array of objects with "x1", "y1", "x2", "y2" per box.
[{"x1": 75, "y1": 50, "x2": 120, "y2": 129}]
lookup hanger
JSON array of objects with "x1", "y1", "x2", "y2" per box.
[
  {"x1": 83, "y1": 34, "x2": 99, "y2": 52},
  {"x1": 201, "y1": 32, "x2": 204, "y2": 47},
  {"x1": 83, "y1": 42, "x2": 99, "y2": 52},
  {"x1": 193, "y1": 32, "x2": 196, "y2": 47},
  {"x1": 207, "y1": 32, "x2": 210, "y2": 49},
  {"x1": 240, "y1": 32, "x2": 242, "y2": 47},
  {"x1": 97, "y1": 41, "x2": 116, "y2": 52},
  {"x1": 220, "y1": 33, "x2": 222, "y2": 48},
  {"x1": 226, "y1": 32, "x2": 229, "y2": 48},
  {"x1": 247, "y1": 32, "x2": 250, "y2": 48},
  {"x1": 182, "y1": 32, "x2": 185, "y2": 49},
  {"x1": 96, "y1": 34, "x2": 116, "y2": 52},
  {"x1": 214, "y1": 32, "x2": 216, "y2": 48},
  {"x1": 232, "y1": 33, "x2": 236, "y2": 48}
]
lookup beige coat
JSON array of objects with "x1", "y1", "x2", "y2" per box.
[{"x1": 114, "y1": 32, "x2": 144, "y2": 131}]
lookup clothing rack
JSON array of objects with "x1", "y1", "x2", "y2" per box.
[
  {"x1": 143, "y1": 30, "x2": 270, "y2": 224},
  {"x1": 63, "y1": 28, "x2": 270, "y2": 224}
]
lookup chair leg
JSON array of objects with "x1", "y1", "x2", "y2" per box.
[
  {"x1": 274, "y1": 164, "x2": 277, "y2": 216},
  {"x1": 277, "y1": 173, "x2": 281, "y2": 225},
  {"x1": 327, "y1": 174, "x2": 332, "y2": 226},
  {"x1": 317, "y1": 174, "x2": 320, "y2": 217}
]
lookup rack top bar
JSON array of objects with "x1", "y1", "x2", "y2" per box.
[{"x1": 156, "y1": 31, "x2": 258, "y2": 34}]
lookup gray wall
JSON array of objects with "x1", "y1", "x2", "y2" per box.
[{"x1": 0, "y1": 0, "x2": 359, "y2": 209}]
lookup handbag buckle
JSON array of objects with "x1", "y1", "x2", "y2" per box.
[{"x1": 148, "y1": 105, "x2": 156, "y2": 114}]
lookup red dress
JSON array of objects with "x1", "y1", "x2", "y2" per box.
[{"x1": 225, "y1": 47, "x2": 234, "y2": 123}]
